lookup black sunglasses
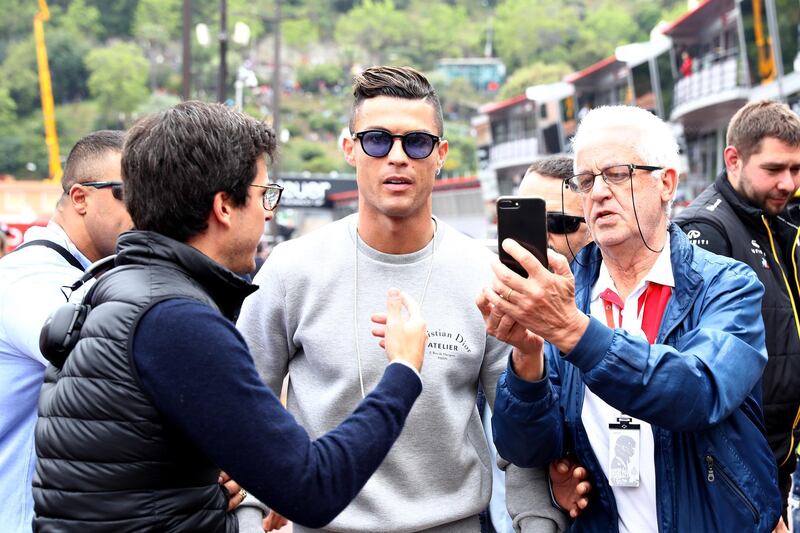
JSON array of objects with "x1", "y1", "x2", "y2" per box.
[
  {"x1": 81, "y1": 181, "x2": 124, "y2": 201},
  {"x1": 546, "y1": 212, "x2": 585, "y2": 234},
  {"x1": 353, "y1": 130, "x2": 441, "y2": 160}
]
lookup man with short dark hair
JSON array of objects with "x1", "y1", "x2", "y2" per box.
[
  {"x1": 0, "y1": 130, "x2": 130, "y2": 533},
  {"x1": 238, "y1": 66, "x2": 572, "y2": 533},
  {"x1": 33, "y1": 101, "x2": 428, "y2": 531},
  {"x1": 676, "y1": 100, "x2": 800, "y2": 518},
  {"x1": 519, "y1": 157, "x2": 592, "y2": 261}
]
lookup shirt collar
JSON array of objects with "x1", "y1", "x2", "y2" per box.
[
  {"x1": 23, "y1": 221, "x2": 92, "y2": 269},
  {"x1": 591, "y1": 233, "x2": 674, "y2": 302}
]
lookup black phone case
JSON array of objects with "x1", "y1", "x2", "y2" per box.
[{"x1": 496, "y1": 196, "x2": 549, "y2": 277}]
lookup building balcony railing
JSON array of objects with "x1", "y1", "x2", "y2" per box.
[
  {"x1": 489, "y1": 136, "x2": 539, "y2": 171},
  {"x1": 673, "y1": 55, "x2": 744, "y2": 108}
]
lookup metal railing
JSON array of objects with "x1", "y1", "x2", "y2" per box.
[
  {"x1": 673, "y1": 54, "x2": 744, "y2": 108},
  {"x1": 489, "y1": 137, "x2": 539, "y2": 170}
]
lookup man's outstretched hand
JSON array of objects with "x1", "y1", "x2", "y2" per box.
[{"x1": 550, "y1": 458, "x2": 591, "y2": 518}]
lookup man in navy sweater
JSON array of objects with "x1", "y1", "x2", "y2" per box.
[{"x1": 32, "y1": 101, "x2": 428, "y2": 531}]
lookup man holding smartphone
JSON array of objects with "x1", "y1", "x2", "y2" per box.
[
  {"x1": 480, "y1": 105, "x2": 781, "y2": 531},
  {"x1": 518, "y1": 157, "x2": 592, "y2": 262},
  {"x1": 238, "y1": 66, "x2": 586, "y2": 532}
]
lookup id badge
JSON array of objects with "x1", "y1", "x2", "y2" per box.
[{"x1": 608, "y1": 417, "x2": 640, "y2": 487}]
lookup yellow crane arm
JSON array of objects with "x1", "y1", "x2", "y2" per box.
[
  {"x1": 34, "y1": 0, "x2": 62, "y2": 183},
  {"x1": 753, "y1": 0, "x2": 777, "y2": 84}
]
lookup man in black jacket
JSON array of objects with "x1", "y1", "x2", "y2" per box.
[
  {"x1": 675, "y1": 100, "x2": 800, "y2": 521},
  {"x1": 33, "y1": 101, "x2": 428, "y2": 532}
]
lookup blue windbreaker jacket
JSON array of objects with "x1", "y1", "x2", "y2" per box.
[{"x1": 492, "y1": 224, "x2": 781, "y2": 532}]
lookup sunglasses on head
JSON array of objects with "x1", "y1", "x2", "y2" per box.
[
  {"x1": 81, "y1": 181, "x2": 124, "y2": 201},
  {"x1": 546, "y1": 212, "x2": 585, "y2": 234},
  {"x1": 353, "y1": 129, "x2": 441, "y2": 160}
]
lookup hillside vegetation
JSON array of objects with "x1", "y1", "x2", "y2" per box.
[{"x1": 0, "y1": 0, "x2": 684, "y2": 178}]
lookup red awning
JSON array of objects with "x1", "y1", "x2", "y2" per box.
[
  {"x1": 565, "y1": 55, "x2": 618, "y2": 83},
  {"x1": 478, "y1": 94, "x2": 528, "y2": 115},
  {"x1": 662, "y1": 0, "x2": 725, "y2": 37}
]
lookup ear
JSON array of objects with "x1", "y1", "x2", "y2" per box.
[
  {"x1": 342, "y1": 135, "x2": 356, "y2": 167},
  {"x1": 68, "y1": 184, "x2": 89, "y2": 215},
  {"x1": 436, "y1": 139, "x2": 449, "y2": 171},
  {"x1": 723, "y1": 146, "x2": 741, "y2": 173},
  {"x1": 210, "y1": 191, "x2": 234, "y2": 230},
  {"x1": 660, "y1": 167, "x2": 679, "y2": 204}
]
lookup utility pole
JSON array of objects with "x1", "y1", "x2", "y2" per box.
[
  {"x1": 217, "y1": 0, "x2": 228, "y2": 103},
  {"x1": 182, "y1": 0, "x2": 191, "y2": 100},
  {"x1": 272, "y1": 0, "x2": 281, "y2": 175}
]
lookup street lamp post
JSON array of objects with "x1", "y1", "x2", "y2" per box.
[
  {"x1": 272, "y1": 0, "x2": 281, "y2": 175},
  {"x1": 217, "y1": 0, "x2": 228, "y2": 103},
  {"x1": 182, "y1": 0, "x2": 191, "y2": 100}
]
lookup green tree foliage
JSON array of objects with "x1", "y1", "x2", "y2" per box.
[
  {"x1": 46, "y1": 29, "x2": 92, "y2": 103},
  {"x1": 296, "y1": 63, "x2": 344, "y2": 93},
  {"x1": 570, "y1": 2, "x2": 639, "y2": 68},
  {"x1": 443, "y1": 131, "x2": 477, "y2": 175},
  {"x1": 0, "y1": 11, "x2": 94, "y2": 115},
  {"x1": 498, "y1": 62, "x2": 574, "y2": 99},
  {"x1": 134, "y1": 91, "x2": 182, "y2": 118},
  {"x1": 0, "y1": 0, "x2": 693, "y2": 179},
  {"x1": 54, "y1": 0, "x2": 103, "y2": 41},
  {"x1": 0, "y1": 85, "x2": 16, "y2": 127},
  {"x1": 335, "y1": 0, "x2": 483, "y2": 70},
  {"x1": 85, "y1": 42, "x2": 150, "y2": 123},
  {"x1": 433, "y1": 76, "x2": 488, "y2": 120},
  {"x1": 133, "y1": 0, "x2": 182, "y2": 92},
  {"x1": 0, "y1": 111, "x2": 49, "y2": 178},
  {"x1": 410, "y1": 0, "x2": 482, "y2": 70},
  {"x1": 281, "y1": 0, "x2": 330, "y2": 41},
  {"x1": 0, "y1": 38, "x2": 39, "y2": 118},
  {"x1": 83, "y1": 0, "x2": 139, "y2": 38},
  {"x1": 281, "y1": 138, "x2": 343, "y2": 173},
  {"x1": 283, "y1": 19, "x2": 320, "y2": 50},
  {"x1": 335, "y1": 0, "x2": 410, "y2": 66},
  {"x1": 0, "y1": 0, "x2": 37, "y2": 47},
  {"x1": 494, "y1": 0, "x2": 681, "y2": 73},
  {"x1": 133, "y1": 0, "x2": 182, "y2": 42},
  {"x1": 494, "y1": 0, "x2": 578, "y2": 71}
]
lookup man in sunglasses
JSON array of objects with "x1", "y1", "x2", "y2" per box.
[
  {"x1": 675, "y1": 101, "x2": 800, "y2": 528},
  {"x1": 481, "y1": 105, "x2": 781, "y2": 531},
  {"x1": 239, "y1": 66, "x2": 578, "y2": 532},
  {"x1": 518, "y1": 157, "x2": 592, "y2": 261},
  {"x1": 0, "y1": 130, "x2": 132, "y2": 532}
]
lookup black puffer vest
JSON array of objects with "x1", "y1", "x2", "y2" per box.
[
  {"x1": 676, "y1": 172, "x2": 800, "y2": 468},
  {"x1": 33, "y1": 231, "x2": 256, "y2": 532}
]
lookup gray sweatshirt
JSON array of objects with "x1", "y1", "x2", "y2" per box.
[{"x1": 238, "y1": 215, "x2": 565, "y2": 533}]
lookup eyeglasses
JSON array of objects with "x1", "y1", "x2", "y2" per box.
[
  {"x1": 250, "y1": 183, "x2": 284, "y2": 211},
  {"x1": 353, "y1": 130, "x2": 441, "y2": 160},
  {"x1": 546, "y1": 212, "x2": 585, "y2": 234},
  {"x1": 81, "y1": 181, "x2": 124, "y2": 201},
  {"x1": 566, "y1": 164, "x2": 663, "y2": 194}
]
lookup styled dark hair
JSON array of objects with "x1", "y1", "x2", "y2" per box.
[
  {"x1": 61, "y1": 130, "x2": 126, "y2": 192},
  {"x1": 122, "y1": 101, "x2": 276, "y2": 243},
  {"x1": 525, "y1": 156, "x2": 574, "y2": 182},
  {"x1": 727, "y1": 100, "x2": 800, "y2": 162},
  {"x1": 349, "y1": 66, "x2": 443, "y2": 135}
]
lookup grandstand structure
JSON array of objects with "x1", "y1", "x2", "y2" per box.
[{"x1": 475, "y1": 0, "x2": 800, "y2": 200}]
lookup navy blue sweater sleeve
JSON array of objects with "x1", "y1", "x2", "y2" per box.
[{"x1": 132, "y1": 298, "x2": 422, "y2": 528}]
